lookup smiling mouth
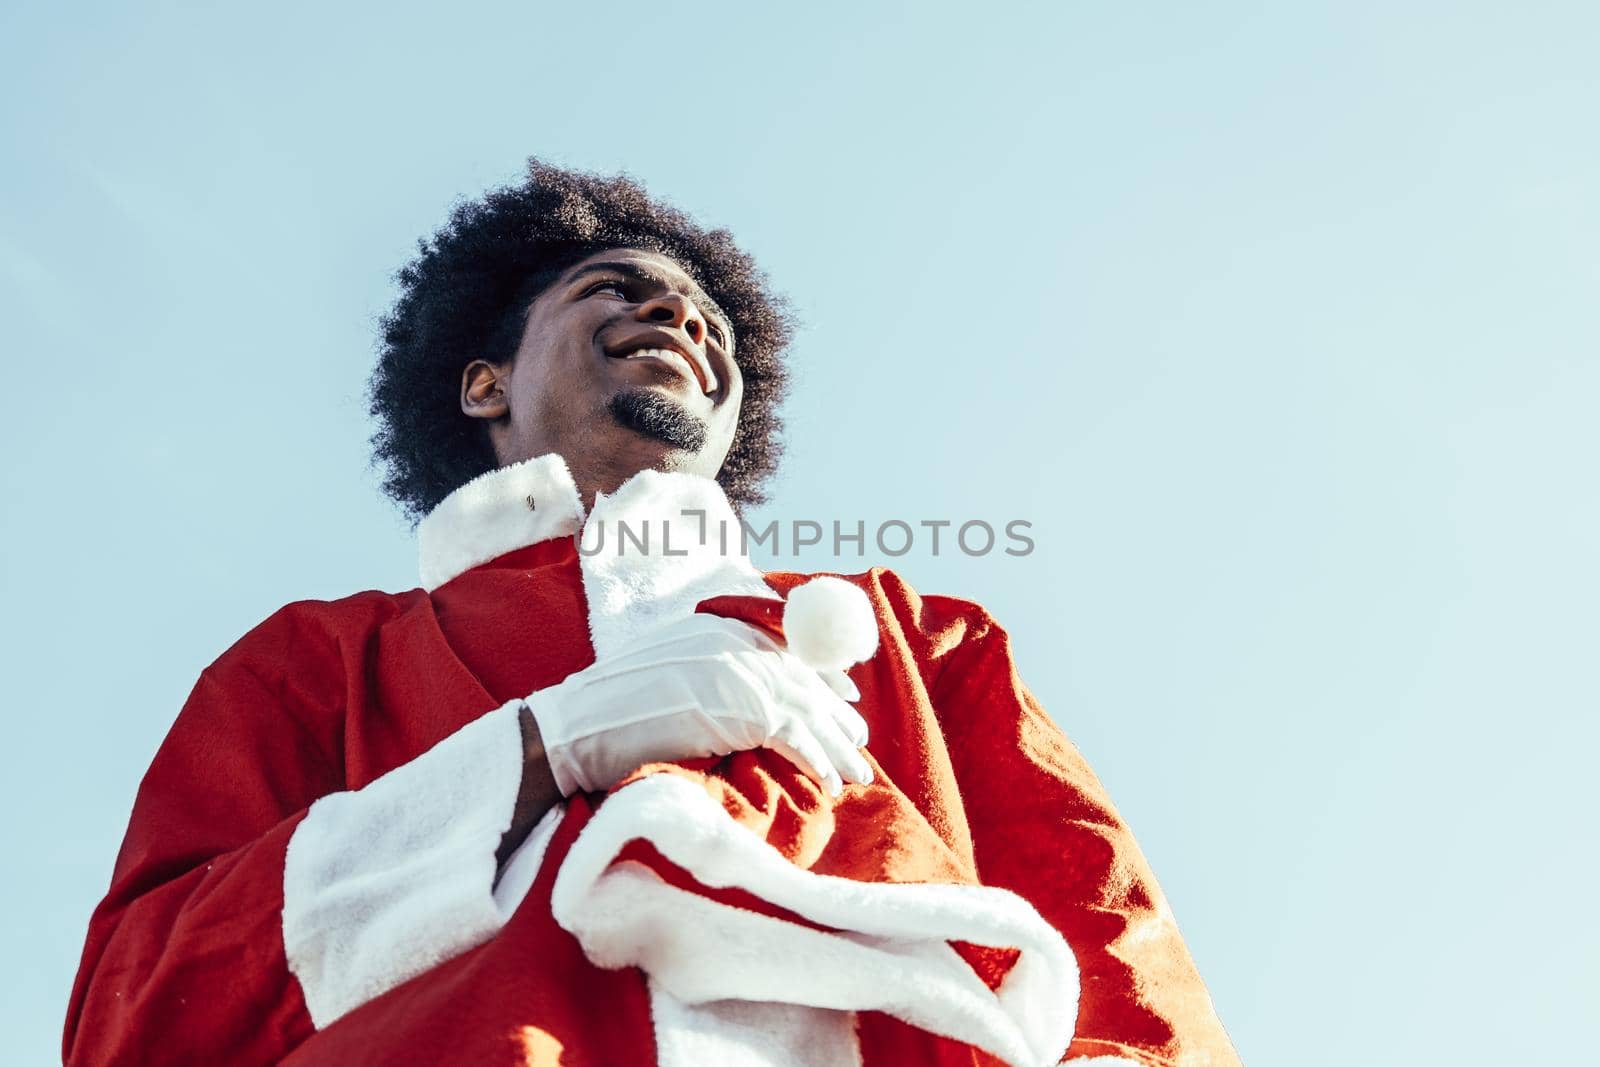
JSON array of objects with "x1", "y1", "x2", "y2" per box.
[{"x1": 609, "y1": 346, "x2": 715, "y2": 395}]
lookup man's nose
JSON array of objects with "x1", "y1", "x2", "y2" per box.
[{"x1": 636, "y1": 292, "x2": 706, "y2": 346}]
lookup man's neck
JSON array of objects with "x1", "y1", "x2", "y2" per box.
[{"x1": 556, "y1": 449, "x2": 706, "y2": 513}]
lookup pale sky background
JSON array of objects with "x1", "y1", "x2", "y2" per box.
[{"x1": 3, "y1": 2, "x2": 1597, "y2": 1063}]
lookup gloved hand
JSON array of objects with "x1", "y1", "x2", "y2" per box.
[{"x1": 526, "y1": 613, "x2": 874, "y2": 797}]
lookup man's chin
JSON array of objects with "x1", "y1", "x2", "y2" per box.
[{"x1": 607, "y1": 388, "x2": 710, "y2": 455}]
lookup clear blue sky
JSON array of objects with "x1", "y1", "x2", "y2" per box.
[{"x1": 3, "y1": 2, "x2": 1596, "y2": 1063}]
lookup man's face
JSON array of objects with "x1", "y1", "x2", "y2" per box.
[{"x1": 462, "y1": 247, "x2": 742, "y2": 494}]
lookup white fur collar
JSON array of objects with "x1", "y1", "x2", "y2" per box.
[
  {"x1": 417, "y1": 458, "x2": 779, "y2": 653},
  {"x1": 579, "y1": 468, "x2": 778, "y2": 659},
  {"x1": 417, "y1": 454, "x2": 585, "y2": 592}
]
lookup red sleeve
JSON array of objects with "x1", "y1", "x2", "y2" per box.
[
  {"x1": 63, "y1": 604, "x2": 346, "y2": 1066},
  {"x1": 924, "y1": 597, "x2": 1241, "y2": 1067}
]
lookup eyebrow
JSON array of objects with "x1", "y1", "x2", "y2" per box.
[{"x1": 564, "y1": 260, "x2": 732, "y2": 337}]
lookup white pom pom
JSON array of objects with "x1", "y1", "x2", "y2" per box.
[{"x1": 783, "y1": 576, "x2": 880, "y2": 671}]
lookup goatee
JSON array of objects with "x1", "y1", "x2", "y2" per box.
[{"x1": 607, "y1": 389, "x2": 709, "y2": 453}]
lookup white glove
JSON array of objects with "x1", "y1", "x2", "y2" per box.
[{"x1": 526, "y1": 613, "x2": 873, "y2": 797}]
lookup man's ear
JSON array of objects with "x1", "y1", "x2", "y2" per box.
[{"x1": 461, "y1": 359, "x2": 510, "y2": 420}]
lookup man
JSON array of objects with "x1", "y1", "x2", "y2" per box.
[{"x1": 65, "y1": 160, "x2": 1240, "y2": 1066}]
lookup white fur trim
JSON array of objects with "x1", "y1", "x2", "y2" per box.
[
  {"x1": 550, "y1": 774, "x2": 1079, "y2": 1067},
  {"x1": 649, "y1": 977, "x2": 862, "y2": 1067},
  {"x1": 417, "y1": 454, "x2": 585, "y2": 591},
  {"x1": 579, "y1": 469, "x2": 779, "y2": 659},
  {"x1": 283, "y1": 699, "x2": 527, "y2": 1028}
]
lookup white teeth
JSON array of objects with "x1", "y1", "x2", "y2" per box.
[
  {"x1": 627, "y1": 348, "x2": 685, "y2": 371},
  {"x1": 621, "y1": 348, "x2": 710, "y2": 391}
]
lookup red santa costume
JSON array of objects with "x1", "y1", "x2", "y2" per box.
[{"x1": 65, "y1": 453, "x2": 1240, "y2": 1066}]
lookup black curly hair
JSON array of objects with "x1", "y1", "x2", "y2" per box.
[{"x1": 368, "y1": 159, "x2": 794, "y2": 523}]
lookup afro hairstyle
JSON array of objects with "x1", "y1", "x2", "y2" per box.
[{"x1": 368, "y1": 159, "x2": 794, "y2": 523}]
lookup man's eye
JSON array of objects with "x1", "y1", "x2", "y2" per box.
[{"x1": 587, "y1": 280, "x2": 629, "y2": 298}]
